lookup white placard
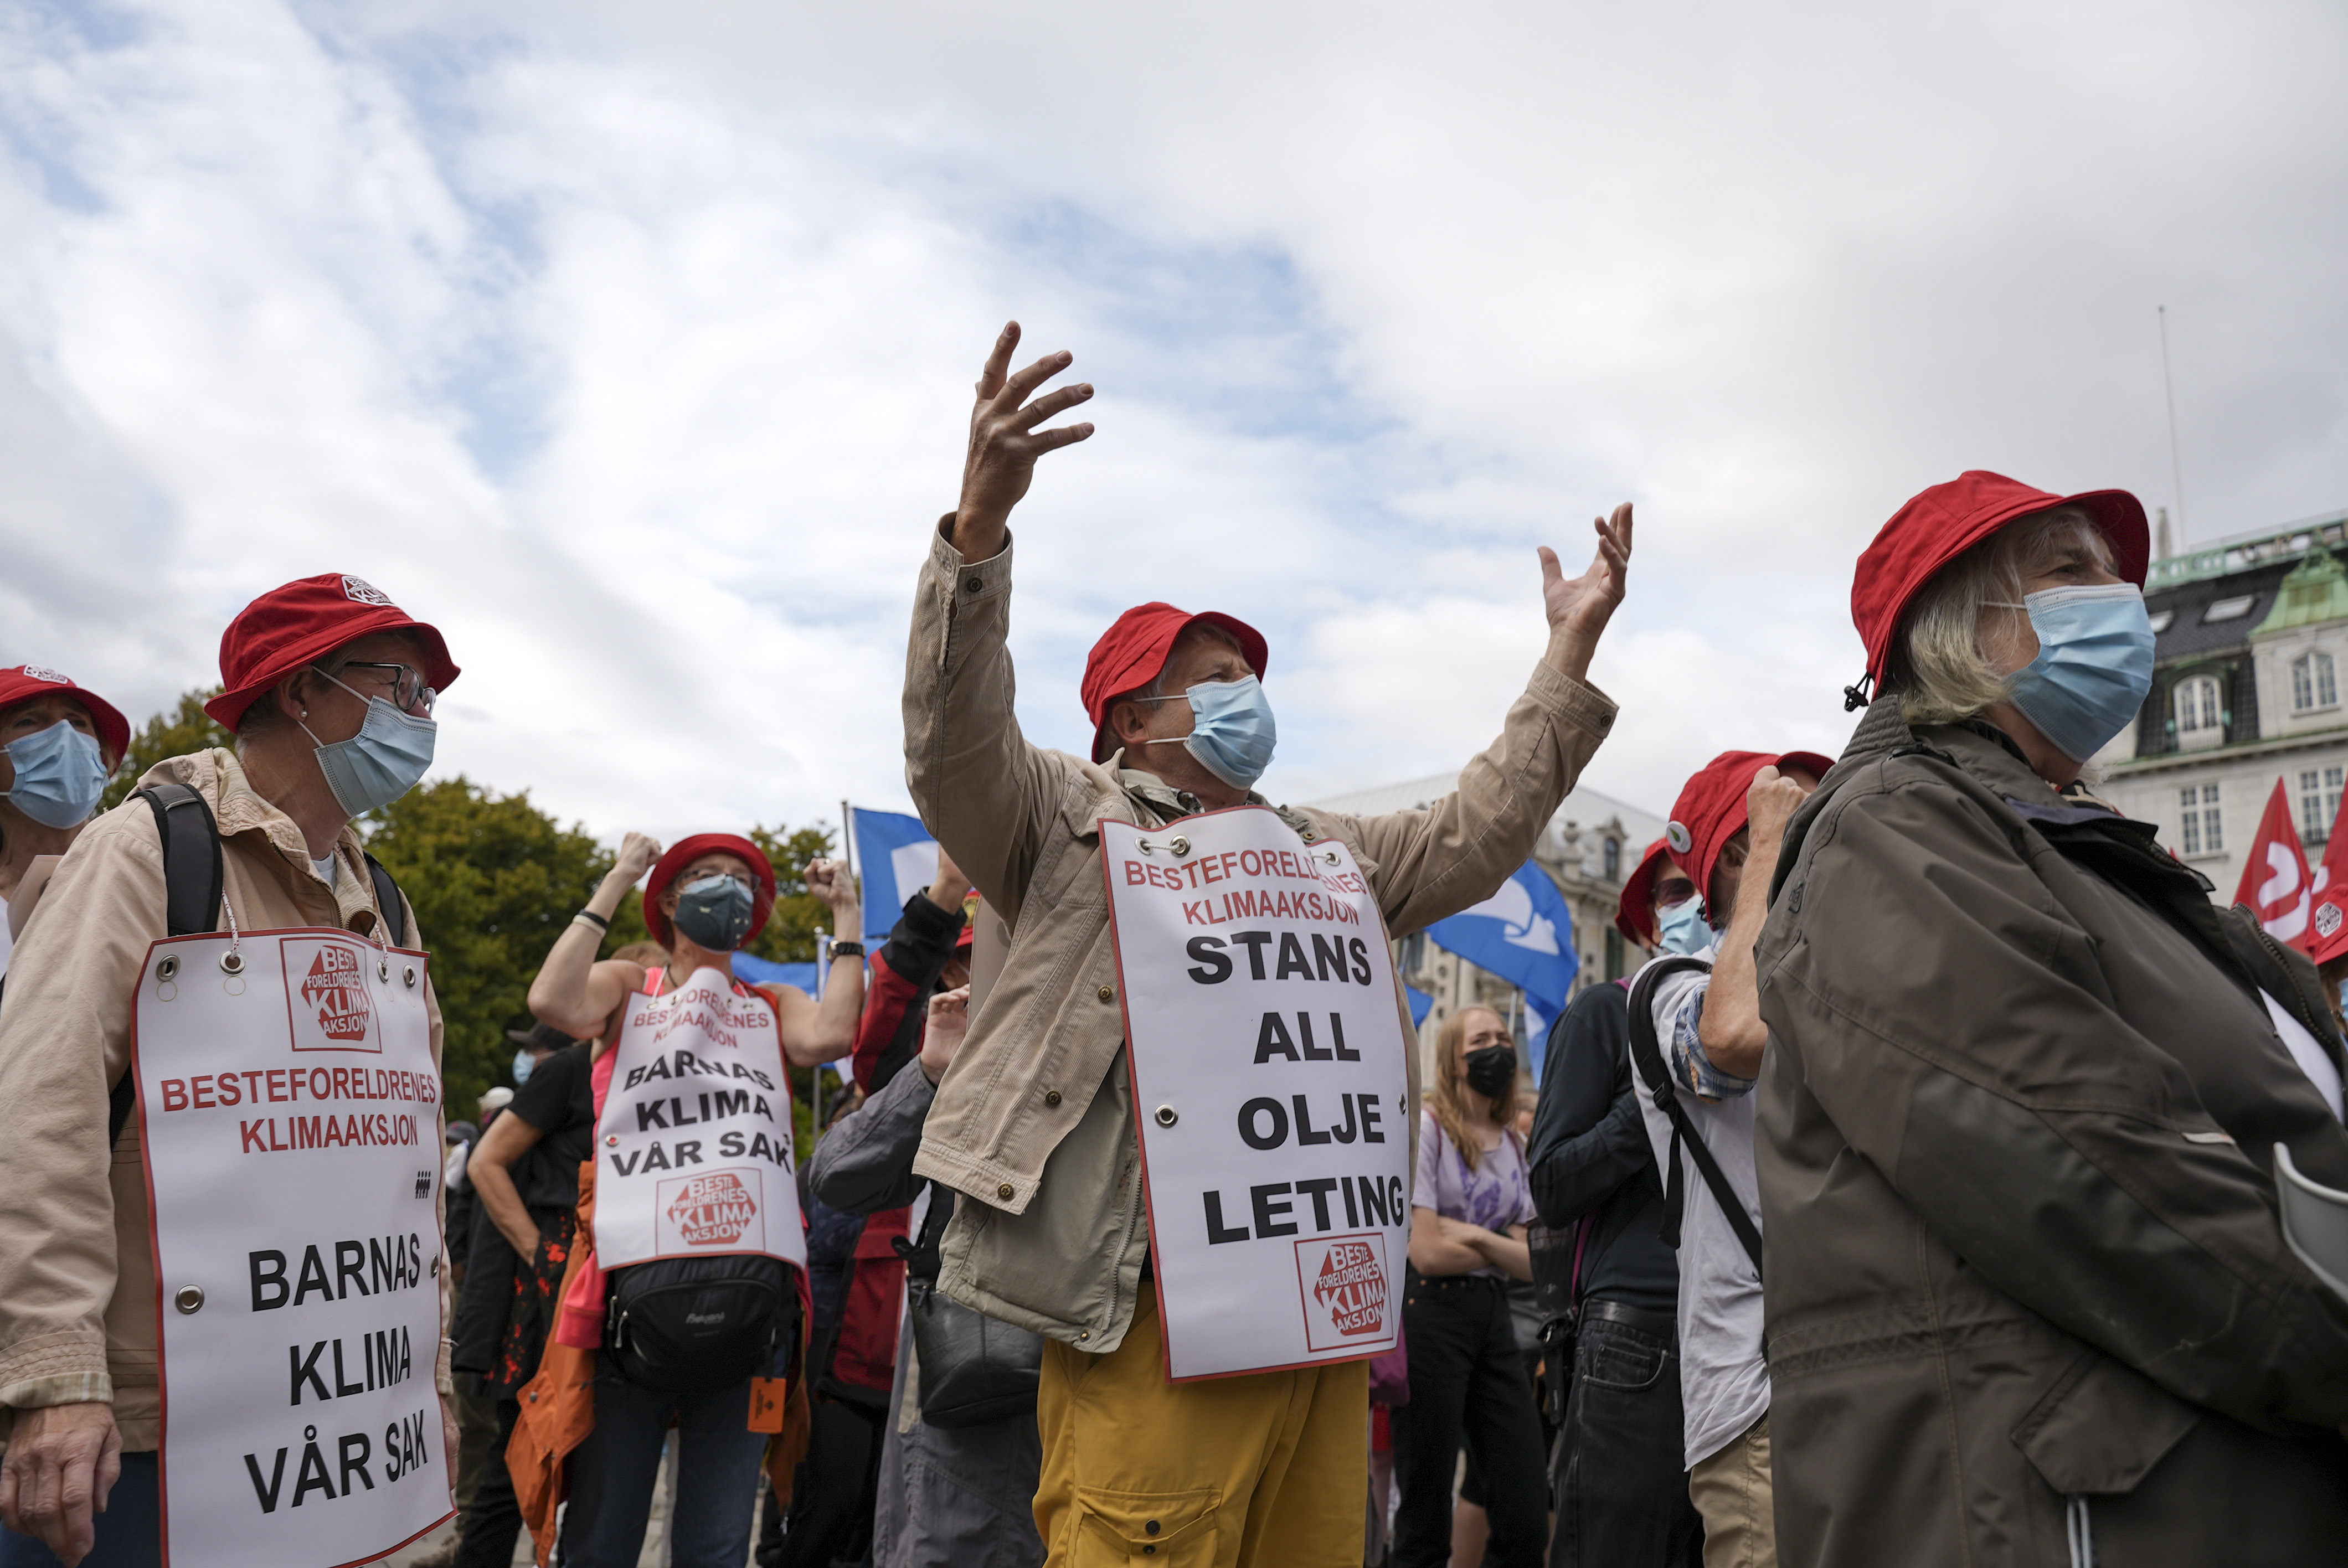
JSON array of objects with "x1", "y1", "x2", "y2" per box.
[
  {"x1": 594, "y1": 967, "x2": 806, "y2": 1271},
  {"x1": 134, "y1": 929, "x2": 450, "y2": 1568},
  {"x1": 1102, "y1": 807, "x2": 1413, "y2": 1381}
]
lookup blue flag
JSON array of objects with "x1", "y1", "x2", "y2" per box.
[
  {"x1": 1406, "y1": 984, "x2": 1434, "y2": 1028},
  {"x1": 1424, "y1": 862, "x2": 1580, "y2": 1076},
  {"x1": 730, "y1": 952, "x2": 821, "y2": 995},
  {"x1": 849, "y1": 806, "x2": 940, "y2": 947}
]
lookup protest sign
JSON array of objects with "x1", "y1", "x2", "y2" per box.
[
  {"x1": 594, "y1": 966, "x2": 806, "y2": 1271},
  {"x1": 1102, "y1": 807, "x2": 1412, "y2": 1381},
  {"x1": 135, "y1": 929, "x2": 450, "y2": 1567}
]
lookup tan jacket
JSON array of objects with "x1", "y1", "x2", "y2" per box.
[
  {"x1": 902, "y1": 523, "x2": 1616, "y2": 1350},
  {"x1": 0, "y1": 750, "x2": 449, "y2": 1450}
]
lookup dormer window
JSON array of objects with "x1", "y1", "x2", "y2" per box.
[
  {"x1": 2293, "y1": 650, "x2": 2338, "y2": 713},
  {"x1": 1603, "y1": 837, "x2": 1620, "y2": 880},
  {"x1": 2175, "y1": 673, "x2": 2225, "y2": 750},
  {"x1": 2203, "y1": 595, "x2": 2256, "y2": 623},
  {"x1": 2146, "y1": 610, "x2": 2175, "y2": 633}
]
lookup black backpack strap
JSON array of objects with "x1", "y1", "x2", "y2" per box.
[
  {"x1": 116, "y1": 784, "x2": 224, "y2": 1146},
  {"x1": 364, "y1": 853, "x2": 408, "y2": 948},
  {"x1": 1625, "y1": 956, "x2": 1765, "y2": 1280}
]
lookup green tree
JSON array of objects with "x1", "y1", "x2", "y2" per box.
[
  {"x1": 100, "y1": 688, "x2": 234, "y2": 811},
  {"x1": 746, "y1": 822, "x2": 839, "y2": 961},
  {"x1": 362, "y1": 778, "x2": 616, "y2": 1115}
]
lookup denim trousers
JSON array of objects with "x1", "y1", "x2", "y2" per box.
[
  {"x1": 560, "y1": 1365, "x2": 769, "y2": 1568},
  {"x1": 1551, "y1": 1309, "x2": 1703, "y2": 1568},
  {"x1": 1391, "y1": 1274, "x2": 1548, "y2": 1568}
]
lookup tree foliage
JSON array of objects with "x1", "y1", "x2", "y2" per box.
[{"x1": 100, "y1": 687, "x2": 234, "y2": 811}]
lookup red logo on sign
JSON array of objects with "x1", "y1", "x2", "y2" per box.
[
  {"x1": 666, "y1": 1172, "x2": 758, "y2": 1246},
  {"x1": 1312, "y1": 1238, "x2": 1389, "y2": 1337},
  {"x1": 300, "y1": 945, "x2": 372, "y2": 1041}
]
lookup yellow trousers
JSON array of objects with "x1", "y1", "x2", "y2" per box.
[{"x1": 1034, "y1": 1282, "x2": 1369, "y2": 1566}]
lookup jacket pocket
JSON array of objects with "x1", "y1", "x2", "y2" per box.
[
  {"x1": 2010, "y1": 1348, "x2": 2200, "y2": 1495},
  {"x1": 1071, "y1": 1484, "x2": 1219, "y2": 1565}
]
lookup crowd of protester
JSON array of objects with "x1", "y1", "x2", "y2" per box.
[{"x1": 0, "y1": 324, "x2": 2342, "y2": 1568}]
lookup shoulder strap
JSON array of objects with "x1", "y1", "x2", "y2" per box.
[
  {"x1": 364, "y1": 852, "x2": 408, "y2": 947},
  {"x1": 118, "y1": 783, "x2": 224, "y2": 1146},
  {"x1": 1625, "y1": 956, "x2": 1765, "y2": 1280}
]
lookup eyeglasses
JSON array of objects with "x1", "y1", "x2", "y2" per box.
[{"x1": 325, "y1": 661, "x2": 437, "y2": 715}]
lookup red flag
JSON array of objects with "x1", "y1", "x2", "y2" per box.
[
  {"x1": 2308, "y1": 787, "x2": 2348, "y2": 964},
  {"x1": 2234, "y1": 778, "x2": 2316, "y2": 952}
]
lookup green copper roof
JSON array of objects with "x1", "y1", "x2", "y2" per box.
[{"x1": 2254, "y1": 548, "x2": 2348, "y2": 635}]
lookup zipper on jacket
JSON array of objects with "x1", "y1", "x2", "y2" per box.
[{"x1": 2064, "y1": 1495, "x2": 2097, "y2": 1568}]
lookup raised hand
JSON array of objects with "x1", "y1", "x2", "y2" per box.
[
  {"x1": 919, "y1": 985, "x2": 974, "y2": 1083},
  {"x1": 612, "y1": 831, "x2": 662, "y2": 886},
  {"x1": 1538, "y1": 502, "x2": 1635, "y2": 684},
  {"x1": 1745, "y1": 765, "x2": 1811, "y2": 852},
  {"x1": 806, "y1": 859, "x2": 861, "y2": 922},
  {"x1": 950, "y1": 321, "x2": 1095, "y2": 561}
]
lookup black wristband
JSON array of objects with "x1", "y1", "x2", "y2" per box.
[
  {"x1": 575, "y1": 907, "x2": 610, "y2": 931},
  {"x1": 829, "y1": 941, "x2": 866, "y2": 961}
]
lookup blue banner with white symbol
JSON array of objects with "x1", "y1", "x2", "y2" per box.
[
  {"x1": 1424, "y1": 861, "x2": 1579, "y2": 1077},
  {"x1": 848, "y1": 806, "x2": 940, "y2": 946}
]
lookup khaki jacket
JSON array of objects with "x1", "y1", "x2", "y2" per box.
[
  {"x1": 1755, "y1": 700, "x2": 2348, "y2": 1565},
  {"x1": 0, "y1": 750, "x2": 449, "y2": 1451},
  {"x1": 902, "y1": 523, "x2": 1617, "y2": 1350}
]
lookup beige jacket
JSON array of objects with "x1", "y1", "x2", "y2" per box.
[
  {"x1": 903, "y1": 523, "x2": 1617, "y2": 1351},
  {"x1": 0, "y1": 750, "x2": 449, "y2": 1450}
]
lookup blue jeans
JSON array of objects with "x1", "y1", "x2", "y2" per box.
[
  {"x1": 1552, "y1": 1310, "x2": 1703, "y2": 1568},
  {"x1": 0, "y1": 1452, "x2": 157, "y2": 1568},
  {"x1": 560, "y1": 1365, "x2": 767, "y2": 1568}
]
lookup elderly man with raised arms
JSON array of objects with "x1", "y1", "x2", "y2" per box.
[{"x1": 900, "y1": 323, "x2": 1635, "y2": 1568}]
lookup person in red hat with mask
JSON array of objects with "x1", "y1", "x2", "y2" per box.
[
  {"x1": 1620, "y1": 750, "x2": 1827, "y2": 1568},
  {"x1": 506, "y1": 828, "x2": 862, "y2": 1568},
  {"x1": 898, "y1": 323, "x2": 1635, "y2": 1568},
  {"x1": 1523, "y1": 834, "x2": 1707, "y2": 1568},
  {"x1": 0, "y1": 666, "x2": 131, "y2": 982},
  {"x1": 0, "y1": 574, "x2": 461, "y2": 1567},
  {"x1": 1754, "y1": 472, "x2": 2348, "y2": 1566}
]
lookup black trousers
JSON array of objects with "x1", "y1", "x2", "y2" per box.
[
  {"x1": 1550, "y1": 1307, "x2": 1703, "y2": 1568},
  {"x1": 455, "y1": 1397, "x2": 526, "y2": 1568},
  {"x1": 1392, "y1": 1274, "x2": 1549, "y2": 1568},
  {"x1": 759, "y1": 1394, "x2": 885, "y2": 1568}
]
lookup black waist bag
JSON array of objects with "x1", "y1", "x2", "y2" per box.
[{"x1": 605, "y1": 1253, "x2": 794, "y2": 1394}]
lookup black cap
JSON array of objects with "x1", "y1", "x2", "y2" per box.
[{"x1": 505, "y1": 1021, "x2": 579, "y2": 1053}]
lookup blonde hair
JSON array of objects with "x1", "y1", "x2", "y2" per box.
[
  {"x1": 1426, "y1": 1007, "x2": 1511, "y2": 1172},
  {"x1": 1886, "y1": 506, "x2": 2114, "y2": 727}
]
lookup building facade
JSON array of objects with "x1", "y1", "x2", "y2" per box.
[{"x1": 2092, "y1": 510, "x2": 2348, "y2": 896}]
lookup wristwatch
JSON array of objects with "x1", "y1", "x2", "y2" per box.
[{"x1": 829, "y1": 942, "x2": 866, "y2": 961}]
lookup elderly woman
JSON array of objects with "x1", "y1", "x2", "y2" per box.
[
  {"x1": 1754, "y1": 472, "x2": 2348, "y2": 1566},
  {"x1": 0, "y1": 666, "x2": 128, "y2": 978}
]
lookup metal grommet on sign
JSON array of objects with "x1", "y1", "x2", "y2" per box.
[
  {"x1": 606, "y1": 1134, "x2": 620, "y2": 1147},
  {"x1": 156, "y1": 955, "x2": 180, "y2": 982},
  {"x1": 1154, "y1": 1105, "x2": 1178, "y2": 1127},
  {"x1": 1322, "y1": 849, "x2": 1341, "y2": 865},
  {"x1": 219, "y1": 950, "x2": 245, "y2": 976},
  {"x1": 404, "y1": 965, "x2": 418, "y2": 988},
  {"x1": 174, "y1": 1285, "x2": 204, "y2": 1314},
  {"x1": 378, "y1": 958, "x2": 392, "y2": 983},
  {"x1": 1136, "y1": 839, "x2": 1154, "y2": 856},
  {"x1": 1167, "y1": 834, "x2": 1191, "y2": 857}
]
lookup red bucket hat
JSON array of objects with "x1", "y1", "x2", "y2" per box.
[
  {"x1": 0, "y1": 665, "x2": 130, "y2": 762},
  {"x1": 1662, "y1": 750, "x2": 1837, "y2": 920},
  {"x1": 1850, "y1": 471, "x2": 2149, "y2": 699},
  {"x1": 205, "y1": 574, "x2": 459, "y2": 731},
  {"x1": 1082, "y1": 602, "x2": 1269, "y2": 763},
  {"x1": 643, "y1": 833, "x2": 778, "y2": 948},
  {"x1": 1615, "y1": 837, "x2": 1676, "y2": 947}
]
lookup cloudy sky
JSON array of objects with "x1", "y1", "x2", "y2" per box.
[{"x1": 3, "y1": 0, "x2": 2344, "y2": 847}]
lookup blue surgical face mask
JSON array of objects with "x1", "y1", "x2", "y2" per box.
[
  {"x1": 1655, "y1": 895, "x2": 1711, "y2": 957},
  {"x1": 672, "y1": 872, "x2": 756, "y2": 952},
  {"x1": 512, "y1": 1049, "x2": 536, "y2": 1087},
  {"x1": 1991, "y1": 584, "x2": 2155, "y2": 763},
  {"x1": 1180, "y1": 675, "x2": 1278, "y2": 790},
  {"x1": 4, "y1": 719, "x2": 111, "y2": 829},
  {"x1": 301, "y1": 672, "x2": 437, "y2": 818}
]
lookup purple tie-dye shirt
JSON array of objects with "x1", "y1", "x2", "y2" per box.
[{"x1": 1413, "y1": 1108, "x2": 1536, "y2": 1278}]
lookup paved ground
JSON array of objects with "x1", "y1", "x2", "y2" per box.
[{"x1": 381, "y1": 1437, "x2": 740, "y2": 1567}]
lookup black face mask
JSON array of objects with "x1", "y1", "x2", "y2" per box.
[
  {"x1": 1464, "y1": 1044, "x2": 1517, "y2": 1102},
  {"x1": 671, "y1": 874, "x2": 755, "y2": 952}
]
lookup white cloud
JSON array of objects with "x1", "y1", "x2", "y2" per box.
[{"x1": 1, "y1": 0, "x2": 2343, "y2": 850}]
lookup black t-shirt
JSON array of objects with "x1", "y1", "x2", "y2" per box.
[{"x1": 507, "y1": 1044, "x2": 595, "y2": 1213}]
